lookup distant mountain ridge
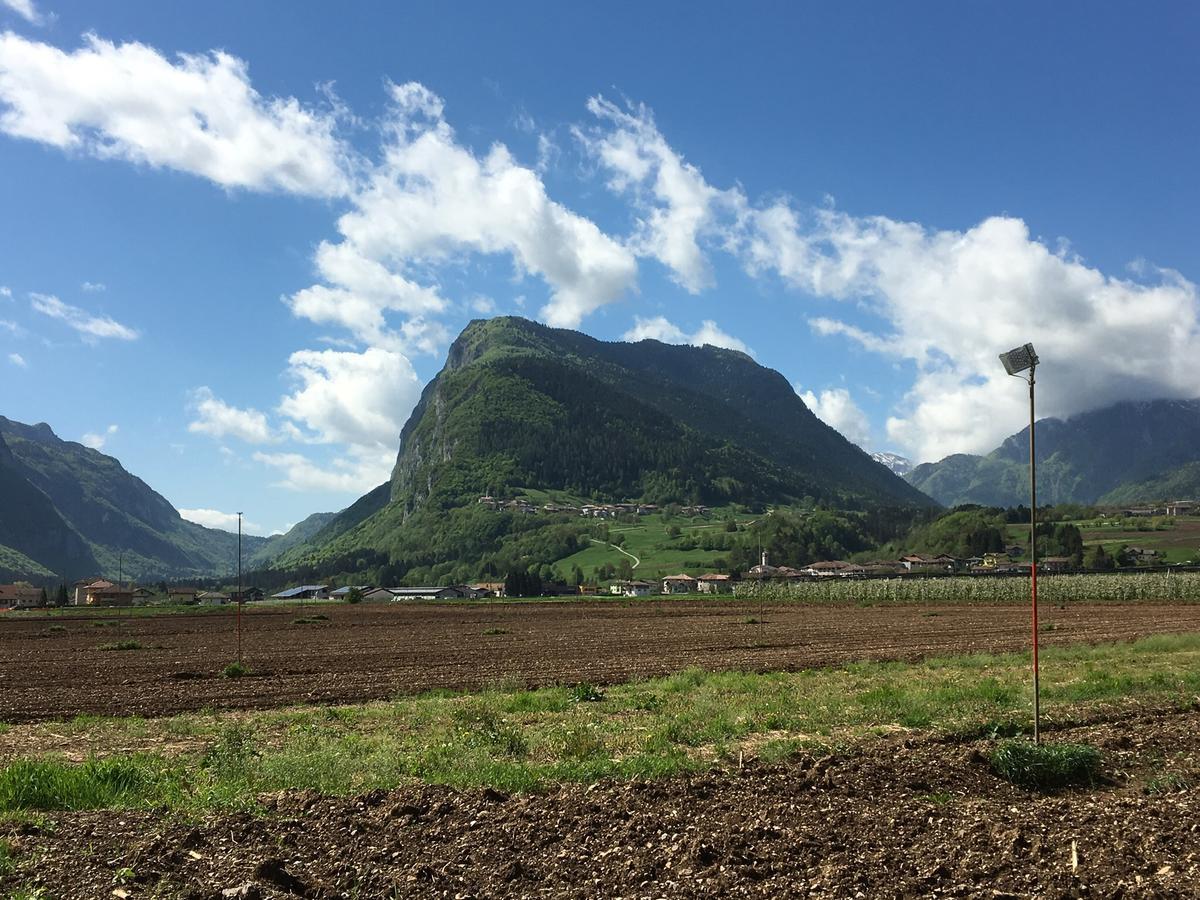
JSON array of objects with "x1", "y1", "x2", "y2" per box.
[
  {"x1": 871, "y1": 452, "x2": 913, "y2": 477},
  {"x1": 906, "y1": 398, "x2": 1200, "y2": 507},
  {"x1": 272, "y1": 316, "x2": 934, "y2": 581},
  {"x1": 0, "y1": 415, "x2": 273, "y2": 583}
]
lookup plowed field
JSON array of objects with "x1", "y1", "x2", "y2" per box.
[{"x1": 3, "y1": 599, "x2": 1199, "y2": 722}]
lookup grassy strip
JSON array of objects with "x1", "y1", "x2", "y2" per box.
[{"x1": 1, "y1": 633, "x2": 1199, "y2": 810}]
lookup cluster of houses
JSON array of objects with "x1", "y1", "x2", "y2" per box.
[
  {"x1": 477, "y1": 496, "x2": 710, "y2": 519},
  {"x1": 1120, "y1": 500, "x2": 1196, "y2": 518}
]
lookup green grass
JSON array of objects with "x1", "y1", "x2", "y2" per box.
[
  {"x1": 222, "y1": 661, "x2": 250, "y2": 679},
  {"x1": 2, "y1": 633, "x2": 1199, "y2": 809},
  {"x1": 989, "y1": 739, "x2": 1101, "y2": 790},
  {"x1": 97, "y1": 640, "x2": 142, "y2": 652},
  {"x1": 0, "y1": 837, "x2": 14, "y2": 876},
  {"x1": 0, "y1": 755, "x2": 184, "y2": 811}
]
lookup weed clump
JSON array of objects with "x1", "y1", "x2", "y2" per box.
[
  {"x1": 98, "y1": 640, "x2": 141, "y2": 652},
  {"x1": 222, "y1": 661, "x2": 250, "y2": 679},
  {"x1": 569, "y1": 682, "x2": 605, "y2": 703},
  {"x1": 989, "y1": 739, "x2": 1101, "y2": 790}
]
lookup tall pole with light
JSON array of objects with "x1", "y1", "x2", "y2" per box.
[
  {"x1": 999, "y1": 342, "x2": 1041, "y2": 744},
  {"x1": 237, "y1": 511, "x2": 243, "y2": 667}
]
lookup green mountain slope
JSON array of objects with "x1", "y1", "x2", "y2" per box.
[
  {"x1": 907, "y1": 399, "x2": 1200, "y2": 506},
  {"x1": 1098, "y1": 461, "x2": 1200, "y2": 505},
  {"x1": 0, "y1": 416, "x2": 267, "y2": 582},
  {"x1": 246, "y1": 511, "x2": 337, "y2": 569},
  {"x1": 273, "y1": 316, "x2": 934, "y2": 583}
]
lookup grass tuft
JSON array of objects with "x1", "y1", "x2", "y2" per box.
[
  {"x1": 0, "y1": 755, "x2": 182, "y2": 811},
  {"x1": 482, "y1": 627, "x2": 508, "y2": 636},
  {"x1": 97, "y1": 640, "x2": 141, "y2": 652},
  {"x1": 989, "y1": 739, "x2": 1101, "y2": 790},
  {"x1": 221, "y1": 661, "x2": 250, "y2": 679}
]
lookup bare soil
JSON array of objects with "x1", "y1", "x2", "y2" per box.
[
  {"x1": 3, "y1": 600, "x2": 1200, "y2": 722},
  {"x1": 4, "y1": 704, "x2": 1199, "y2": 898}
]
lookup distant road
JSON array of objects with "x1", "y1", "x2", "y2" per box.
[{"x1": 590, "y1": 538, "x2": 641, "y2": 570}]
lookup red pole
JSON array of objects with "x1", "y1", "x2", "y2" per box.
[{"x1": 1029, "y1": 368, "x2": 1040, "y2": 744}]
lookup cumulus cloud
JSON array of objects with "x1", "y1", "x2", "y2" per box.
[
  {"x1": 253, "y1": 447, "x2": 394, "y2": 494},
  {"x1": 749, "y1": 210, "x2": 1200, "y2": 461},
  {"x1": 576, "y1": 96, "x2": 745, "y2": 292},
  {"x1": 7, "y1": 351, "x2": 26, "y2": 367},
  {"x1": 0, "y1": 285, "x2": 11, "y2": 298},
  {"x1": 30, "y1": 292, "x2": 138, "y2": 341},
  {"x1": 0, "y1": 32, "x2": 353, "y2": 196},
  {"x1": 278, "y1": 346, "x2": 421, "y2": 449},
  {"x1": 187, "y1": 386, "x2": 278, "y2": 444},
  {"x1": 622, "y1": 315, "x2": 751, "y2": 354},
  {"x1": 81, "y1": 423, "x2": 117, "y2": 449},
  {"x1": 797, "y1": 386, "x2": 873, "y2": 449},
  {"x1": 178, "y1": 507, "x2": 266, "y2": 535},
  {"x1": 1, "y1": 1, "x2": 41, "y2": 26},
  {"x1": 80, "y1": 280, "x2": 105, "y2": 292},
  {"x1": 285, "y1": 81, "x2": 637, "y2": 344}
]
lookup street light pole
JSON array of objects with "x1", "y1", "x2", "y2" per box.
[
  {"x1": 237, "y1": 511, "x2": 243, "y2": 666},
  {"x1": 1000, "y1": 343, "x2": 1041, "y2": 744}
]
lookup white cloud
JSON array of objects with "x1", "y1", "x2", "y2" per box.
[
  {"x1": 80, "y1": 280, "x2": 105, "y2": 292},
  {"x1": 178, "y1": 507, "x2": 266, "y2": 535},
  {"x1": 0, "y1": 285, "x2": 11, "y2": 298},
  {"x1": 187, "y1": 386, "x2": 277, "y2": 444},
  {"x1": 286, "y1": 81, "x2": 637, "y2": 342},
  {"x1": 622, "y1": 315, "x2": 751, "y2": 354},
  {"x1": 278, "y1": 346, "x2": 421, "y2": 450},
  {"x1": 0, "y1": 32, "x2": 353, "y2": 196},
  {"x1": 797, "y1": 387, "x2": 872, "y2": 449},
  {"x1": 1, "y1": 1, "x2": 41, "y2": 26},
  {"x1": 81, "y1": 423, "x2": 117, "y2": 449},
  {"x1": 576, "y1": 96, "x2": 745, "y2": 293},
  {"x1": 253, "y1": 446, "x2": 393, "y2": 494},
  {"x1": 747, "y1": 209, "x2": 1200, "y2": 461},
  {"x1": 30, "y1": 292, "x2": 138, "y2": 341},
  {"x1": 7, "y1": 351, "x2": 25, "y2": 367}
]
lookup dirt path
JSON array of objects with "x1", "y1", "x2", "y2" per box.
[
  {"x1": 589, "y1": 536, "x2": 641, "y2": 569},
  {"x1": 4, "y1": 704, "x2": 1198, "y2": 898},
  {"x1": 3, "y1": 600, "x2": 1200, "y2": 722}
]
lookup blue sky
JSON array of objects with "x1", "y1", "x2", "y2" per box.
[{"x1": 1, "y1": 1, "x2": 1198, "y2": 534}]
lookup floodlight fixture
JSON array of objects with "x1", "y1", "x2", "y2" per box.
[
  {"x1": 1000, "y1": 342, "x2": 1042, "y2": 744},
  {"x1": 999, "y1": 343, "x2": 1039, "y2": 377}
]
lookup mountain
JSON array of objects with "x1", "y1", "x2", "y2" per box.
[
  {"x1": 272, "y1": 316, "x2": 934, "y2": 582},
  {"x1": 906, "y1": 399, "x2": 1200, "y2": 507},
  {"x1": 0, "y1": 416, "x2": 268, "y2": 583},
  {"x1": 871, "y1": 452, "x2": 913, "y2": 477},
  {"x1": 1098, "y1": 461, "x2": 1200, "y2": 506},
  {"x1": 246, "y1": 511, "x2": 337, "y2": 569}
]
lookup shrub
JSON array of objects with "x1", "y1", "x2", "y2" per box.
[{"x1": 989, "y1": 739, "x2": 1101, "y2": 790}]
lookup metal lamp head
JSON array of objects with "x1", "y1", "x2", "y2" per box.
[{"x1": 999, "y1": 343, "x2": 1039, "y2": 376}]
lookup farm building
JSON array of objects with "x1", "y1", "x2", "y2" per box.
[
  {"x1": 167, "y1": 587, "x2": 199, "y2": 604},
  {"x1": 196, "y1": 591, "x2": 230, "y2": 606},
  {"x1": 470, "y1": 582, "x2": 507, "y2": 598},
  {"x1": 0, "y1": 584, "x2": 42, "y2": 608},
  {"x1": 610, "y1": 580, "x2": 653, "y2": 596},
  {"x1": 389, "y1": 587, "x2": 468, "y2": 601},
  {"x1": 71, "y1": 577, "x2": 102, "y2": 606},
  {"x1": 361, "y1": 588, "x2": 399, "y2": 602},
  {"x1": 696, "y1": 573, "x2": 733, "y2": 594},
  {"x1": 330, "y1": 586, "x2": 371, "y2": 600},
  {"x1": 272, "y1": 585, "x2": 331, "y2": 601},
  {"x1": 82, "y1": 580, "x2": 133, "y2": 606},
  {"x1": 661, "y1": 574, "x2": 698, "y2": 594},
  {"x1": 230, "y1": 587, "x2": 265, "y2": 602}
]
